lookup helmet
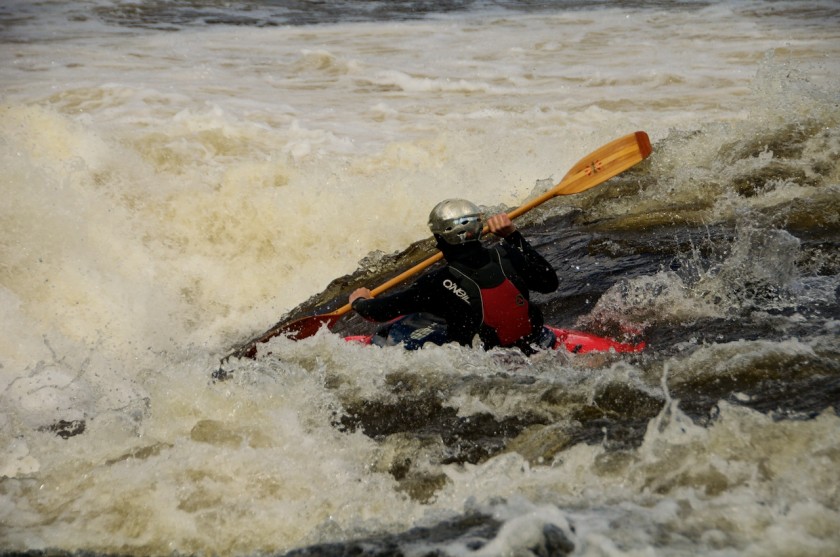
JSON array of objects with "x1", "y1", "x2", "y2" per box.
[{"x1": 428, "y1": 199, "x2": 483, "y2": 245}]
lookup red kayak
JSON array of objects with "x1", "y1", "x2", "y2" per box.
[{"x1": 343, "y1": 315, "x2": 644, "y2": 354}]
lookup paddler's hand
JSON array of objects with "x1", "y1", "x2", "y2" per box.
[
  {"x1": 349, "y1": 287, "x2": 372, "y2": 305},
  {"x1": 487, "y1": 213, "x2": 516, "y2": 238}
]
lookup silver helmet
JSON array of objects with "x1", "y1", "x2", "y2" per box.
[{"x1": 428, "y1": 199, "x2": 483, "y2": 245}]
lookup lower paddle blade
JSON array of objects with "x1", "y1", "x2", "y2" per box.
[
  {"x1": 221, "y1": 313, "x2": 341, "y2": 363},
  {"x1": 278, "y1": 313, "x2": 342, "y2": 341}
]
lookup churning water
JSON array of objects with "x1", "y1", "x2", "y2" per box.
[{"x1": 1, "y1": 1, "x2": 839, "y2": 555}]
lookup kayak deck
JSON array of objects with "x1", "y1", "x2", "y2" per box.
[{"x1": 344, "y1": 322, "x2": 644, "y2": 354}]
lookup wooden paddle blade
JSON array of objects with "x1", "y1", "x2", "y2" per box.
[
  {"x1": 505, "y1": 131, "x2": 652, "y2": 221},
  {"x1": 222, "y1": 312, "x2": 341, "y2": 362},
  {"x1": 557, "y1": 131, "x2": 651, "y2": 195},
  {"x1": 279, "y1": 312, "x2": 343, "y2": 341}
]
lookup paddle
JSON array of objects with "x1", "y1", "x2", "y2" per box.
[{"x1": 222, "y1": 131, "x2": 652, "y2": 362}]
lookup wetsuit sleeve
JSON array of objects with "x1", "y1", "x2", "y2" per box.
[
  {"x1": 502, "y1": 231, "x2": 559, "y2": 293},
  {"x1": 350, "y1": 274, "x2": 437, "y2": 322}
]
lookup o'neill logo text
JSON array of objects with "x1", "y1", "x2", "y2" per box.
[{"x1": 443, "y1": 279, "x2": 470, "y2": 304}]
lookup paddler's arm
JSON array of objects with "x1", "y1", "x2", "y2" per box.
[
  {"x1": 349, "y1": 285, "x2": 422, "y2": 322},
  {"x1": 488, "y1": 213, "x2": 559, "y2": 294}
]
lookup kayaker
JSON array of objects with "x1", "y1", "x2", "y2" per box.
[{"x1": 349, "y1": 199, "x2": 559, "y2": 353}]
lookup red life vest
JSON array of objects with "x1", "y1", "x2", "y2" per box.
[
  {"x1": 478, "y1": 278, "x2": 532, "y2": 346},
  {"x1": 450, "y1": 249, "x2": 534, "y2": 347}
]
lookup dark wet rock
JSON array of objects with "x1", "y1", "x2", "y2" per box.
[
  {"x1": 730, "y1": 161, "x2": 815, "y2": 197},
  {"x1": 38, "y1": 419, "x2": 86, "y2": 439},
  {"x1": 337, "y1": 395, "x2": 549, "y2": 466},
  {"x1": 281, "y1": 512, "x2": 501, "y2": 557},
  {"x1": 279, "y1": 510, "x2": 575, "y2": 557},
  {"x1": 717, "y1": 119, "x2": 824, "y2": 163},
  {"x1": 532, "y1": 523, "x2": 575, "y2": 557},
  {"x1": 504, "y1": 423, "x2": 576, "y2": 465},
  {"x1": 734, "y1": 375, "x2": 840, "y2": 420}
]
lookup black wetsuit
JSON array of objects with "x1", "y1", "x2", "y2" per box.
[{"x1": 351, "y1": 231, "x2": 559, "y2": 351}]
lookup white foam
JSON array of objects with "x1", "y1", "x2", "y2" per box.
[{"x1": 2, "y1": 2, "x2": 839, "y2": 554}]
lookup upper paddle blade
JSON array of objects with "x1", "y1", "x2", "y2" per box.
[
  {"x1": 506, "y1": 131, "x2": 652, "y2": 221},
  {"x1": 556, "y1": 131, "x2": 651, "y2": 195}
]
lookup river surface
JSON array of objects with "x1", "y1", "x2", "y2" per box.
[{"x1": 1, "y1": 1, "x2": 839, "y2": 556}]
